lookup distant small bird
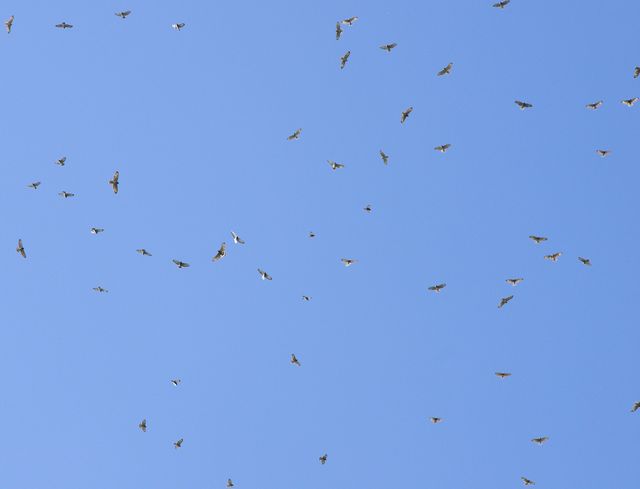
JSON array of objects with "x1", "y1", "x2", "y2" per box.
[
  {"x1": 631, "y1": 401, "x2": 640, "y2": 413},
  {"x1": 529, "y1": 235, "x2": 548, "y2": 244},
  {"x1": 55, "y1": 156, "x2": 67, "y2": 166},
  {"x1": 171, "y1": 379, "x2": 181, "y2": 386},
  {"x1": 578, "y1": 257, "x2": 591, "y2": 266},
  {"x1": 585, "y1": 100, "x2": 603, "y2": 110},
  {"x1": 340, "y1": 51, "x2": 351, "y2": 69},
  {"x1": 335, "y1": 22, "x2": 342, "y2": 40},
  {"x1": 172, "y1": 259, "x2": 189, "y2": 268},
  {"x1": 319, "y1": 453, "x2": 327, "y2": 464},
  {"x1": 430, "y1": 417, "x2": 443, "y2": 424},
  {"x1": 634, "y1": 67, "x2": 640, "y2": 79},
  {"x1": 136, "y1": 249, "x2": 152, "y2": 256},
  {"x1": 544, "y1": 252, "x2": 562, "y2": 262},
  {"x1": 363, "y1": 204, "x2": 372, "y2": 213},
  {"x1": 495, "y1": 372, "x2": 512, "y2": 379},
  {"x1": 109, "y1": 171, "x2": 119, "y2": 194},
  {"x1": 428, "y1": 283, "x2": 446, "y2": 293},
  {"x1": 212, "y1": 242, "x2": 227, "y2": 261},
  {"x1": 309, "y1": 231, "x2": 316, "y2": 238},
  {"x1": 621, "y1": 97, "x2": 638, "y2": 107},
  {"x1": 226, "y1": 479, "x2": 234, "y2": 488},
  {"x1": 434, "y1": 144, "x2": 451, "y2": 153},
  {"x1": 498, "y1": 295, "x2": 513, "y2": 308},
  {"x1": 380, "y1": 43, "x2": 397, "y2": 52},
  {"x1": 493, "y1": 0, "x2": 511, "y2": 8},
  {"x1": 341, "y1": 16, "x2": 358, "y2": 26},
  {"x1": 27, "y1": 181, "x2": 41, "y2": 189},
  {"x1": 401, "y1": 106, "x2": 413, "y2": 123},
  {"x1": 287, "y1": 128, "x2": 302, "y2": 140},
  {"x1": 506, "y1": 278, "x2": 524, "y2": 286},
  {"x1": 328, "y1": 160, "x2": 345, "y2": 170},
  {"x1": 596, "y1": 149, "x2": 611, "y2": 157},
  {"x1": 16, "y1": 239, "x2": 26, "y2": 258},
  {"x1": 437, "y1": 62, "x2": 453, "y2": 76},
  {"x1": 115, "y1": 11, "x2": 131, "y2": 19},
  {"x1": 172, "y1": 23, "x2": 185, "y2": 31},
  {"x1": 90, "y1": 228, "x2": 104, "y2": 235},
  {"x1": 302, "y1": 295, "x2": 312, "y2": 301},
  {"x1": 258, "y1": 268, "x2": 272, "y2": 280},
  {"x1": 515, "y1": 100, "x2": 533, "y2": 110},
  {"x1": 521, "y1": 477, "x2": 535, "y2": 486},
  {"x1": 531, "y1": 436, "x2": 549, "y2": 445},
  {"x1": 173, "y1": 438, "x2": 183, "y2": 449},
  {"x1": 231, "y1": 231, "x2": 245, "y2": 244},
  {"x1": 58, "y1": 191, "x2": 75, "y2": 198},
  {"x1": 55, "y1": 22, "x2": 73, "y2": 29},
  {"x1": 290, "y1": 354, "x2": 301, "y2": 366},
  {"x1": 341, "y1": 258, "x2": 357, "y2": 267},
  {"x1": 93, "y1": 286, "x2": 108, "y2": 293},
  {"x1": 138, "y1": 419, "x2": 147, "y2": 432},
  {"x1": 5, "y1": 15, "x2": 14, "y2": 33},
  {"x1": 380, "y1": 150, "x2": 389, "y2": 165}
]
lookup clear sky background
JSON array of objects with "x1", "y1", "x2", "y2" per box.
[{"x1": 2, "y1": 1, "x2": 639, "y2": 488}]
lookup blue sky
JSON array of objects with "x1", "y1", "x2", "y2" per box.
[{"x1": 2, "y1": 1, "x2": 639, "y2": 488}]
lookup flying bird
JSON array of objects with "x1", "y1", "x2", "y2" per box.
[
  {"x1": 136, "y1": 249, "x2": 152, "y2": 256},
  {"x1": 340, "y1": 51, "x2": 351, "y2": 69},
  {"x1": 138, "y1": 419, "x2": 147, "y2": 432},
  {"x1": 302, "y1": 295, "x2": 312, "y2": 301},
  {"x1": 172, "y1": 259, "x2": 189, "y2": 268},
  {"x1": 578, "y1": 257, "x2": 591, "y2": 266},
  {"x1": 93, "y1": 286, "x2": 108, "y2": 293},
  {"x1": 27, "y1": 181, "x2": 41, "y2": 189},
  {"x1": 90, "y1": 228, "x2": 104, "y2": 235},
  {"x1": 231, "y1": 231, "x2": 245, "y2": 244},
  {"x1": 430, "y1": 417, "x2": 443, "y2": 424},
  {"x1": 341, "y1": 16, "x2": 358, "y2": 26},
  {"x1": 309, "y1": 231, "x2": 316, "y2": 238},
  {"x1": 506, "y1": 278, "x2": 524, "y2": 286},
  {"x1": 434, "y1": 144, "x2": 451, "y2": 153},
  {"x1": 498, "y1": 295, "x2": 513, "y2": 308},
  {"x1": 173, "y1": 438, "x2": 183, "y2": 449},
  {"x1": 341, "y1": 258, "x2": 357, "y2": 267},
  {"x1": 5, "y1": 15, "x2": 14, "y2": 33},
  {"x1": 328, "y1": 160, "x2": 345, "y2": 170},
  {"x1": 55, "y1": 22, "x2": 73, "y2": 29},
  {"x1": 16, "y1": 239, "x2": 26, "y2": 258},
  {"x1": 335, "y1": 22, "x2": 342, "y2": 40},
  {"x1": 401, "y1": 106, "x2": 413, "y2": 123},
  {"x1": 529, "y1": 235, "x2": 547, "y2": 244},
  {"x1": 515, "y1": 100, "x2": 533, "y2": 110},
  {"x1": 258, "y1": 269, "x2": 272, "y2": 280},
  {"x1": 544, "y1": 252, "x2": 562, "y2": 262},
  {"x1": 319, "y1": 454, "x2": 327, "y2": 464},
  {"x1": 585, "y1": 100, "x2": 603, "y2": 110},
  {"x1": 212, "y1": 242, "x2": 227, "y2": 261},
  {"x1": 363, "y1": 204, "x2": 372, "y2": 213},
  {"x1": 109, "y1": 171, "x2": 119, "y2": 194},
  {"x1": 226, "y1": 479, "x2": 234, "y2": 488},
  {"x1": 521, "y1": 477, "x2": 535, "y2": 486},
  {"x1": 631, "y1": 402, "x2": 640, "y2": 413},
  {"x1": 287, "y1": 128, "x2": 302, "y2": 140},
  {"x1": 115, "y1": 11, "x2": 131, "y2": 19},
  {"x1": 58, "y1": 191, "x2": 75, "y2": 198},
  {"x1": 380, "y1": 43, "x2": 397, "y2": 52},
  {"x1": 495, "y1": 372, "x2": 512, "y2": 378},
  {"x1": 621, "y1": 97, "x2": 638, "y2": 107},
  {"x1": 290, "y1": 354, "x2": 301, "y2": 366},
  {"x1": 634, "y1": 67, "x2": 640, "y2": 79},
  {"x1": 596, "y1": 149, "x2": 611, "y2": 157},
  {"x1": 171, "y1": 379, "x2": 181, "y2": 386},
  {"x1": 172, "y1": 23, "x2": 185, "y2": 30},
  {"x1": 437, "y1": 63, "x2": 453, "y2": 76},
  {"x1": 428, "y1": 283, "x2": 446, "y2": 293},
  {"x1": 531, "y1": 436, "x2": 549, "y2": 445},
  {"x1": 493, "y1": 0, "x2": 511, "y2": 8},
  {"x1": 380, "y1": 150, "x2": 389, "y2": 165},
  {"x1": 55, "y1": 156, "x2": 67, "y2": 166}
]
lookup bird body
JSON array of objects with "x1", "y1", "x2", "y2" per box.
[
  {"x1": 631, "y1": 401, "x2": 640, "y2": 412},
  {"x1": 622, "y1": 97, "x2": 638, "y2": 107},
  {"x1": 634, "y1": 67, "x2": 640, "y2": 79},
  {"x1": 172, "y1": 23, "x2": 185, "y2": 30},
  {"x1": 380, "y1": 43, "x2": 397, "y2": 52},
  {"x1": 495, "y1": 372, "x2": 512, "y2": 378},
  {"x1": 5, "y1": 15, "x2": 14, "y2": 33},
  {"x1": 341, "y1": 16, "x2": 358, "y2": 26},
  {"x1": 319, "y1": 453, "x2": 327, "y2": 464},
  {"x1": 115, "y1": 11, "x2": 131, "y2": 19},
  {"x1": 258, "y1": 268, "x2": 272, "y2": 280},
  {"x1": 328, "y1": 160, "x2": 345, "y2": 170},
  {"x1": 532, "y1": 436, "x2": 549, "y2": 445},
  {"x1": 506, "y1": 278, "x2": 524, "y2": 286},
  {"x1": 498, "y1": 295, "x2": 514, "y2": 308},
  {"x1": 401, "y1": 107, "x2": 413, "y2": 123},
  {"x1": 340, "y1": 51, "x2": 350, "y2": 69},
  {"x1": 59, "y1": 191, "x2": 75, "y2": 198},
  {"x1": 90, "y1": 227, "x2": 104, "y2": 235},
  {"x1": 138, "y1": 419, "x2": 147, "y2": 432},
  {"x1": 290, "y1": 354, "x2": 301, "y2": 366},
  {"x1": 335, "y1": 22, "x2": 343, "y2": 40},
  {"x1": 430, "y1": 417, "x2": 443, "y2": 424},
  {"x1": 109, "y1": 171, "x2": 119, "y2": 194},
  {"x1": 27, "y1": 181, "x2": 41, "y2": 189},
  {"x1": 341, "y1": 258, "x2": 357, "y2": 267},
  {"x1": 93, "y1": 286, "x2": 108, "y2": 293},
  {"x1": 172, "y1": 259, "x2": 190, "y2": 268},
  {"x1": 231, "y1": 231, "x2": 245, "y2": 244},
  {"x1": 428, "y1": 283, "x2": 446, "y2": 293},
  {"x1": 287, "y1": 128, "x2": 302, "y2": 140},
  {"x1": 578, "y1": 257, "x2": 591, "y2": 266},
  {"x1": 493, "y1": 0, "x2": 511, "y2": 8},
  {"x1": 136, "y1": 248, "x2": 152, "y2": 256},
  {"x1": 56, "y1": 22, "x2": 73, "y2": 29},
  {"x1": 380, "y1": 150, "x2": 389, "y2": 165},
  {"x1": 56, "y1": 156, "x2": 67, "y2": 166},
  {"x1": 529, "y1": 235, "x2": 547, "y2": 244},
  {"x1": 174, "y1": 438, "x2": 183, "y2": 448},
  {"x1": 226, "y1": 479, "x2": 234, "y2": 488},
  {"x1": 212, "y1": 242, "x2": 227, "y2": 261},
  {"x1": 515, "y1": 100, "x2": 533, "y2": 110},
  {"x1": 434, "y1": 144, "x2": 451, "y2": 153},
  {"x1": 16, "y1": 239, "x2": 26, "y2": 258},
  {"x1": 544, "y1": 252, "x2": 562, "y2": 262},
  {"x1": 363, "y1": 204, "x2": 372, "y2": 213},
  {"x1": 596, "y1": 149, "x2": 611, "y2": 157},
  {"x1": 437, "y1": 62, "x2": 453, "y2": 76},
  {"x1": 521, "y1": 477, "x2": 535, "y2": 486},
  {"x1": 171, "y1": 379, "x2": 181, "y2": 386},
  {"x1": 586, "y1": 100, "x2": 603, "y2": 110}
]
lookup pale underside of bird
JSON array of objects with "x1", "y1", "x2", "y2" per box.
[
  {"x1": 521, "y1": 477, "x2": 535, "y2": 486},
  {"x1": 27, "y1": 181, "x2": 41, "y2": 189},
  {"x1": 506, "y1": 278, "x2": 524, "y2": 286},
  {"x1": 621, "y1": 97, "x2": 638, "y2": 107},
  {"x1": 172, "y1": 23, "x2": 185, "y2": 30},
  {"x1": 231, "y1": 231, "x2": 245, "y2": 244},
  {"x1": 596, "y1": 149, "x2": 611, "y2": 157},
  {"x1": 335, "y1": 22, "x2": 342, "y2": 40},
  {"x1": 59, "y1": 191, "x2": 75, "y2": 198},
  {"x1": 287, "y1": 128, "x2": 302, "y2": 140},
  {"x1": 437, "y1": 62, "x2": 453, "y2": 76},
  {"x1": 56, "y1": 22, "x2": 73, "y2": 29},
  {"x1": 380, "y1": 43, "x2": 397, "y2": 52},
  {"x1": 109, "y1": 171, "x2": 119, "y2": 194},
  {"x1": 430, "y1": 417, "x2": 443, "y2": 424},
  {"x1": 495, "y1": 372, "x2": 512, "y2": 378},
  {"x1": 586, "y1": 100, "x2": 603, "y2": 110},
  {"x1": 631, "y1": 401, "x2": 640, "y2": 413},
  {"x1": 380, "y1": 150, "x2": 389, "y2": 165},
  {"x1": 341, "y1": 16, "x2": 358, "y2": 26},
  {"x1": 290, "y1": 354, "x2": 301, "y2": 366},
  {"x1": 428, "y1": 283, "x2": 446, "y2": 293},
  {"x1": 173, "y1": 259, "x2": 190, "y2": 268},
  {"x1": 174, "y1": 438, "x2": 183, "y2": 448},
  {"x1": 56, "y1": 156, "x2": 67, "y2": 166},
  {"x1": 328, "y1": 160, "x2": 345, "y2": 170},
  {"x1": 136, "y1": 248, "x2": 152, "y2": 256},
  {"x1": 258, "y1": 268, "x2": 272, "y2": 280},
  {"x1": 171, "y1": 379, "x2": 181, "y2": 386},
  {"x1": 302, "y1": 295, "x2": 312, "y2": 301},
  {"x1": 364, "y1": 204, "x2": 372, "y2": 213},
  {"x1": 498, "y1": 295, "x2": 513, "y2": 308},
  {"x1": 340, "y1": 50, "x2": 350, "y2": 69},
  {"x1": 309, "y1": 231, "x2": 316, "y2": 238},
  {"x1": 212, "y1": 242, "x2": 226, "y2": 261},
  {"x1": 515, "y1": 100, "x2": 533, "y2": 110},
  {"x1": 90, "y1": 227, "x2": 104, "y2": 234},
  {"x1": 529, "y1": 235, "x2": 547, "y2": 244},
  {"x1": 493, "y1": 0, "x2": 511, "y2": 8},
  {"x1": 5, "y1": 15, "x2": 14, "y2": 33},
  {"x1": 16, "y1": 239, "x2": 26, "y2": 258},
  {"x1": 138, "y1": 419, "x2": 147, "y2": 432},
  {"x1": 578, "y1": 256, "x2": 591, "y2": 266},
  {"x1": 319, "y1": 453, "x2": 327, "y2": 464},
  {"x1": 544, "y1": 252, "x2": 562, "y2": 262},
  {"x1": 341, "y1": 258, "x2": 357, "y2": 267},
  {"x1": 532, "y1": 436, "x2": 549, "y2": 445},
  {"x1": 227, "y1": 479, "x2": 234, "y2": 488},
  {"x1": 434, "y1": 144, "x2": 451, "y2": 153},
  {"x1": 93, "y1": 286, "x2": 108, "y2": 293},
  {"x1": 634, "y1": 67, "x2": 640, "y2": 79},
  {"x1": 401, "y1": 106, "x2": 413, "y2": 123},
  {"x1": 115, "y1": 11, "x2": 131, "y2": 19}
]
